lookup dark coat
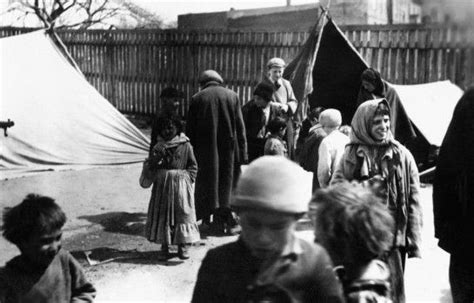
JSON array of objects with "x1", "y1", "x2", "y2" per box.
[
  {"x1": 242, "y1": 100, "x2": 279, "y2": 162},
  {"x1": 192, "y1": 238, "x2": 345, "y2": 303},
  {"x1": 433, "y1": 88, "x2": 474, "y2": 258},
  {"x1": 297, "y1": 126, "x2": 327, "y2": 191},
  {"x1": 186, "y1": 82, "x2": 247, "y2": 220}
]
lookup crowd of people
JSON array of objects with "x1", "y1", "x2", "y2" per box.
[{"x1": 1, "y1": 56, "x2": 473, "y2": 303}]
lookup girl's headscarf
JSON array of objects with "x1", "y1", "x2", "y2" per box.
[{"x1": 349, "y1": 99, "x2": 395, "y2": 146}]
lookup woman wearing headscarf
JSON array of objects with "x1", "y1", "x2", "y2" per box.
[
  {"x1": 331, "y1": 98, "x2": 422, "y2": 303},
  {"x1": 433, "y1": 88, "x2": 474, "y2": 303},
  {"x1": 356, "y1": 68, "x2": 416, "y2": 146}
]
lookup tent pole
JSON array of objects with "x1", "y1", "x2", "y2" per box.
[{"x1": 46, "y1": 29, "x2": 85, "y2": 78}]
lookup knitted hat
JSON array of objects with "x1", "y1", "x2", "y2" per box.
[
  {"x1": 266, "y1": 57, "x2": 286, "y2": 69},
  {"x1": 232, "y1": 156, "x2": 313, "y2": 214},
  {"x1": 253, "y1": 82, "x2": 274, "y2": 102},
  {"x1": 198, "y1": 70, "x2": 224, "y2": 85},
  {"x1": 319, "y1": 109, "x2": 342, "y2": 128}
]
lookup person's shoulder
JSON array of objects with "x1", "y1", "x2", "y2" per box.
[
  {"x1": 297, "y1": 238, "x2": 329, "y2": 257},
  {"x1": 394, "y1": 143, "x2": 415, "y2": 161},
  {"x1": 2, "y1": 255, "x2": 24, "y2": 272},
  {"x1": 281, "y1": 78, "x2": 292, "y2": 86},
  {"x1": 203, "y1": 240, "x2": 244, "y2": 265},
  {"x1": 296, "y1": 238, "x2": 334, "y2": 267},
  {"x1": 242, "y1": 100, "x2": 255, "y2": 109},
  {"x1": 206, "y1": 240, "x2": 241, "y2": 257}
]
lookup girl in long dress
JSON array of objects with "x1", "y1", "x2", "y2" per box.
[{"x1": 143, "y1": 115, "x2": 200, "y2": 259}]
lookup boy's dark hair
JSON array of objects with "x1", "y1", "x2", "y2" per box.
[
  {"x1": 2, "y1": 194, "x2": 66, "y2": 245},
  {"x1": 310, "y1": 182, "x2": 394, "y2": 267},
  {"x1": 267, "y1": 117, "x2": 287, "y2": 134},
  {"x1": 156, "y1": 115, "x2": 183, "y2": 135}
]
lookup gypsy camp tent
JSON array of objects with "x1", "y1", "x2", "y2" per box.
[
  {"x1": 284, "y1": 11, "x2": 463, "y2": 167},
  {"x1": 0, "y1": 30, "x2": 150, "y2": 179}
]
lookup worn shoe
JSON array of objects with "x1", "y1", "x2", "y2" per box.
[{"x1": 178, "y1": 244, "x2": 190, "y2": 260}]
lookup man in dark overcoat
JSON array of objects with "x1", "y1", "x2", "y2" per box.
[
  {"x1": 433, "y1": 87, "x2": 474, "y2": 303},
  {"x1": 187, "y1": 70, "x2": 247, "y2": 235}
]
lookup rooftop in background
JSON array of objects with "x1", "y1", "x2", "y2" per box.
[{"x1": 178, "y1": 0, "x2": 422, "y2": 31}]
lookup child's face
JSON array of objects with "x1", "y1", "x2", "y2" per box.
[
  {"x1": 20, "y1": 229, "x2": 62, "y2": 267},
  {"x1": 160, "y1": 123, "x2": 178, "y2": 141},
  {"x1": 239, "y1": 209, "x2": 296, "y2": 259}
]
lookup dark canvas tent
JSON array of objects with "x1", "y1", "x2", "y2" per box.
[
  {"x1": 284, "y1": 12, "x2": 463, "y2": 167},
  {"x1": 0, "y1": 31, "x2": 150, "y2": 179}
]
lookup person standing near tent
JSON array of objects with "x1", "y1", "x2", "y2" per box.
[
  {"x1": 331, "y1": 98, "x2": 422, "y2": 303},
  {"x1": 242, "y1": 82, "x2": 279, "y2": 162},
  {"x1": 262, "y1": 57, "x2": 298, "y2": 160},
  {"x1": 141, "y1": 115, "x2": 200, "y2": 260},
  {"x1": 186, "y1": 70, "x2": 248, "y2": 235},
  {"x1": 317, "y1": 109, "x2": 349, "y2": 188},
  {"x1": 433, "y1": 88, "x2": 474, "y2": 303},
  {"x1": 149, "y1": 87, "x2": 185, "y2": 155},
  {"x1": 356, "y1": 68, "x2": 416, "y2": 146},
  {"x1": 295, "y1": 106, "x2": 325, "y2": 157}
]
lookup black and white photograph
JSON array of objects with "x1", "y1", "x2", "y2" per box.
[{"x1": 1, "y1": 0, "x2": 473, "y2": 302}]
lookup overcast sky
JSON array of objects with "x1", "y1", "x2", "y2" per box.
[
  {"x1": 0, "y1": 0, "x2": 319, "y2": 24},
  {"x1": 133, "y1": 0, "x2": 318, "y2": 23}
]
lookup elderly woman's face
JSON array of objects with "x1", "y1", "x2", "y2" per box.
[
  {"x1": 269, "y1": 67, "x2": 284, "y2": 82},
  {"x1": 370, "y1": 114, "x2": 390, "y2": 141}
]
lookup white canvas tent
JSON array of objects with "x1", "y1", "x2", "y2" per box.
[
  {"x1": 0, "y1": 30, "x2": 150, "y2": 179},
  {"x1": 393, "y1": 81, "x2": 463, "y2": 147}
]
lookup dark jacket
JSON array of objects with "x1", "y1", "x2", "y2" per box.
[
  {"x1": 192, "y1": 238, "x2": 345, "y2": 303},
  {"x1": 242, "y1": 100, "x2": 278, "y2": 162},
  {"x1": 186, "y1": 82, "x2": 247, "y2": 220},
  {"x1": 433, "y1": 88, "x2": 474, "y2": 258}
]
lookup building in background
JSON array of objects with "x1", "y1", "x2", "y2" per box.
[
  {"x1": 415, "y1": 0, "x2": 474, "y2": 25},
  {"x1": 178, "y1": 0, "x2": 422, "y2": 31}
]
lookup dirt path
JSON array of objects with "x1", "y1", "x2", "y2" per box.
[{"x1": 0, "y1": 164, "x2": 451, "y2": 302}]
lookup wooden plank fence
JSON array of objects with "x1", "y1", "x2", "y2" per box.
[{"x1": 1, "y1": 24, "x2": 473, "y2": 116}]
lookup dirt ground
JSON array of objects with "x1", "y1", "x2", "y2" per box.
[{"x1": 0, "y1": 119, "x2": 453, "y2": 302}]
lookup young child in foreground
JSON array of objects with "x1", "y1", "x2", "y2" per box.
[
  {"x1": 0, "y1": 194, "x2": 96, "y2": 303},
  {"x1": 141, "y1": 115, "x2": 200, "y2": 259},
  {"x1": 310, "y1": 181, "x2": 395, "y2": 303},
  {"x1": 192, "y1": 156, "x2": 344, "y2": 302}
]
